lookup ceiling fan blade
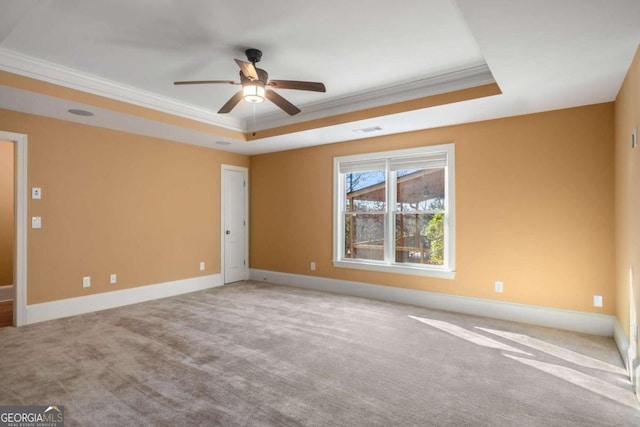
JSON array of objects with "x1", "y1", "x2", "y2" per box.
[
  {"x1": 265, "y1": 90, "x2": 301, "y2": 115},
  {"x1": 268, "y1": 80, "x2": 326, "y2": 92},
  {"x1": 218, "y1": 90, "x2": 244, "y2": 114},
  {"x1": 174, "y1": 80, "x2": 238, "y2": 85},
  {"x1": 234, "y1": 59, "x2": 259, "y2": 81}
]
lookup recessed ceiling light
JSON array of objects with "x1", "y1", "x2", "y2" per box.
[
  {"x1": 215, "y1": 141, "x2": 231, "y2": 145},
  {"x1": 353, "y1": 126, "x2": 383, "y2": 133},
  {"x1": 68, "y1": 109, "x2": 94, "y2": 117}
]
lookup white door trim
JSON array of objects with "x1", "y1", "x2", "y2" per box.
[
  {"x1": 221, "y1": 165, "x2": 249, "y2": 283},
  {"x1": 0, "y1": 131, "x2": 27, "y2": 327}
]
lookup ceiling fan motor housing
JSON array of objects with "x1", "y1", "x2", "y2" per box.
[{"x1": 245, "y1": 48, "x2": 263, "y2": 64}]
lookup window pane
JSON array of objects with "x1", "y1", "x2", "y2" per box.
[
  {"x1": 396, "y1": 168, "x2": 444, "y2": 212},
  {"x1": 344, "y1": 170, "x2": 386, "y2": 213},
  {"x1": 344, "y1": 213, "x2": 385, "y2": 261},
  {"x1": 395, "y1": 213, "x2": 444, "y2": 265}
]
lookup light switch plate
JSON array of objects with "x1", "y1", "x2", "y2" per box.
[
  {"x1": 199, "y1": 262, "x2": 205, "y2": 271},
  {"x1": 82, "y1": 276, "x2": 91, "y2": 288},
  {"x1": 110, "y1": 274, "x2": 117, "y2": 284},
  {"x1": 31, "y1": 216, "x2": 41, "y2": 229},
  {"x1": 31, "y1": 187, "x2": 42, "y2": 199}
]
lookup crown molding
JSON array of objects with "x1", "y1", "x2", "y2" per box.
[
  {"x1": 0, "y1": 47, "x2": 245, "y2": 132},
  {"x1": 0, "y1": 47, "x2": 495, "y2": 135},
  {"x1": 247, "y1": 64, "x2": 495, "y2": 130}
]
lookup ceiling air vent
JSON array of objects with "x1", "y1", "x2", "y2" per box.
[
  {"x1": 68, "y1": 109, "x2": 94, "y2": 117},
  {"x1": 353, "y1": 126, "x2": 383, "y2": 134}
]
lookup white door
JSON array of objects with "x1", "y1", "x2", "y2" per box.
[{"x1": 223, "y1": 167, "x2": 248, "y2": 283}]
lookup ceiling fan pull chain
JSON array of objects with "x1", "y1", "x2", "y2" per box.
[{"x1": 252, "y1": 103, "x2": 257, "y2": 134}]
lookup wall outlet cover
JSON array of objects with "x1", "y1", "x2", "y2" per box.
[
  {"x1": 593, "y1": 295, "x2": 603, "y2": 307},
  {"x1": 82, "y1": 276, "x2": 91, "y2": 288},
  {"x1": 199, "y1": 262, "x2": 205, "y2": 271},
  {"x1": 110, "y1": 274, "x2": 117, "y2": 284},
  {"x1": 494, "y1": 281, "x2": 504, "y2": 293}
]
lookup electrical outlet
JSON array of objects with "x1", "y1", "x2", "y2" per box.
[
  {"x1": 82, "y1": 276, "x2": 91, "y2": 288},
  {"x1": 310, "y1": 262, "x2": 316, "y2": 271},
  {"x1": 593, "y1": 295, "x2": 603, "y2": 307},
  {"x1": 199, "y1": 262, "x2": 205, "y2": 271},
  {"x1": 110, "y1": 274, "x2": 117, "y2": 284},
  {"x1": 494, "y1": 281, "x2": 503, "y2": 293}
]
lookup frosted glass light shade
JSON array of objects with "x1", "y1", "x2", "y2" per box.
[{"x1": 243, "y1": 84, "x2": 265, "y2": 103}]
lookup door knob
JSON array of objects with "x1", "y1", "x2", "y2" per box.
[{"x1": 226, "y1": 230, "x2": 231, "y2": 235}]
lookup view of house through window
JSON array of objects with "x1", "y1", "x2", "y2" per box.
[{"x1": 334, "y1": 144, "x2": 454, "y2": 277}]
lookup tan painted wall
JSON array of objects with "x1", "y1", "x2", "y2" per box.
[
  {"x1": 614, "y1": 46, "x2": 640, "y2": 344},
  {"x1": 0, "y1": 141, "x2": 14, "y2": 286},
  {"x1": 0, "y1": 109, "x2": 249, "y2": 304},
  {"x1": 251, "y1": 103, "x2": 615, "y2": 314}
]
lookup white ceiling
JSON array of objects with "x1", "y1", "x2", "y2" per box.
[{"x1": 1, "y1": 0, "x2": 639, "y2": 155}]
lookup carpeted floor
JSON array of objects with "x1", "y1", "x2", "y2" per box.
[{"x1": 0, "y1": 281, "x2": 638, "y2": 426}]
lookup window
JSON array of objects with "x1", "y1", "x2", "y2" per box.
[{"x1": 333, "y1": 144, "x2": 455, "y2": 278}]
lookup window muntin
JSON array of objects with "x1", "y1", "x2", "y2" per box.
[{"x1": 334, "y1": 144, "x2": 454, "y2": 278}]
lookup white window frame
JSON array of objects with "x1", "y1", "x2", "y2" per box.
[{"x1": 333, "y1": 143, "x2": 455, "y2": 279}]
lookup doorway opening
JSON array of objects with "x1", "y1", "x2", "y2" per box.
[
  {"x1": 0, "y1": 140, "x2": 14, "y2": 327},
  {"x1": 0, "y1": 131, "x2": 27, "y2": 327},
  {"x1": 630, "y1": 269, "x2": 638, "y2": 393}
]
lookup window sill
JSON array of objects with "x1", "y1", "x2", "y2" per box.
[{"x1": 332, "y1": 260, "x2": 455, "y2": 279}]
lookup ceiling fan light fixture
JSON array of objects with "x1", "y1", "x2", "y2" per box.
[{"x1": 243, "y1": 83, "x2": 265, "y2": 104}]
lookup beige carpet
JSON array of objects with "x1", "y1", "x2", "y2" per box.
[{"x1": 0, "y1": 281, "x2": 638, "y2": 426}]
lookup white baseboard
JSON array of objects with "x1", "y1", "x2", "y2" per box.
[
  {"x1": 26, "y1": 274, "x2": 223, "y2": 325},
  {"x1": 250, "y1": 269, "x2": 615, "y2": 336}
]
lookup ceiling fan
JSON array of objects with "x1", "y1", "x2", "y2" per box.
[{"x1": 174, "y1": 48, "x2": 326, "y2": 116}]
